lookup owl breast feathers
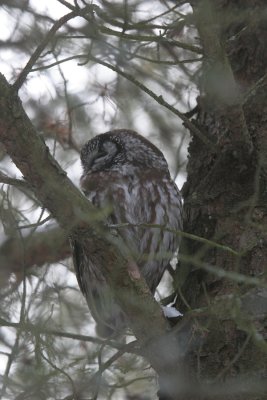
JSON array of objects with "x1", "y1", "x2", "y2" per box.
[{"x1": 72, "y1": 129, "x2": 183, "y2": 336}]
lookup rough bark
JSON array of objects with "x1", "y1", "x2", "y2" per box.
[{"x1": 176, "y1": 1, "x2": 267, "y2": 399}]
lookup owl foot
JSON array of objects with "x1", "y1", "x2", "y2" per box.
[{"x1": 162, "y1": 305, "x2": 183, "y2": 318}]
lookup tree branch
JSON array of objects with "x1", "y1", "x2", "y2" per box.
[
  {"x1": 79, "y1": 55, "x2": 215, "y2": 150},
  {"x1": 0, "y1": 72, "x2": 184, "y2": 398},
  {"x1": 12, "y1": 10, "x2": 80, "y2": 91},
  {"x1": 12, "y1": 4, "x2": 97, "y2": 91},
  {"x1": 0, "y1": 227, "x2": 70, "y2": 285}
]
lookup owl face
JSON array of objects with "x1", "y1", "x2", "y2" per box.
[{"x1": 80, "y1": 129, "x2": 169, "y2": 174}]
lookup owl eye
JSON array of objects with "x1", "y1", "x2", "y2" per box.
[
  {"x1": 81, "y1": 136, "x2": 124, "y2": 173},
  {"x1": 91, "y1": 140, "x2": 120, "y2": 170},
  {"x1": 101, "y1": 141, "x2": 118, "y2": 156}
]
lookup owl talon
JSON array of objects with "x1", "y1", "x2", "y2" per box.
[{"x1": 162, "y1": 305, "x2": 183, "y2": 318}]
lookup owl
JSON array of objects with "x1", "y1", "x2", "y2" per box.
[{"x1": 72, "y1": 129, "x2": 182, "y2": 336}]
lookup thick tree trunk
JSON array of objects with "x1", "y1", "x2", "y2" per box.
[{"x1": 176, "y1": 1, "x2": 267, "y2": 398}]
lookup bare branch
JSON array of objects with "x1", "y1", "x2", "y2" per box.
[
  {"x1": 0, "y1": 73, "x2": 182, "y2": 395},
  {"x1": 0, "y1": 317, "x2": 136, "y2": 351},
  {"x1": 0, "y1": 171, "x2": 31, "y2": 190},
  {"x1": 0, "y1": 227, "x2": 70, "y2": 284},
  {"x1": 12, "y1": 10, "x2": 81, "y2": 91},
  {"x1": 80, "y1": 55, "x2": 215, "y2": 150}
]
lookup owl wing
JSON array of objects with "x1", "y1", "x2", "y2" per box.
[
  {"x1": 70, "y1": 238, "x2": 87, "y2": 295},
  {"x1": 82, "y1": 170, "x2": 182, "y2": 293},
  {"x1": 71, "y1": 235, "x2": 125, "y2": 335},
  {"x1": 111, "y1": 173, "x2": 182, "y2": 293},
  {"x1": 75, "y1": 169, "x2": 182, "y2": 333}
]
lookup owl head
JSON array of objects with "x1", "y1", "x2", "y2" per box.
[{"x1": 80, "y1": 129, "x2": 169, "y2": 174}]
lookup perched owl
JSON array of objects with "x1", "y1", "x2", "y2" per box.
[{"x1": 72, "y1": 129, "x2": 182, "y2": 336}]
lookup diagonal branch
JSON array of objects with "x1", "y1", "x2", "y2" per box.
[
  {"x1": 12, "y1": 10, "x2": 79, "y2": 91},
  {"x1": 12, "y1": 4, "x2": 97, "y2": 91},
  {"x1": 79, "y1": 55, "x2": 215, "y2": 150},
  {"x1": 0, "y1": 73, "x2": 185, "y2": 399},
  {"x1": 0, "y1": 71, "x2": 166, "y2": 335}
]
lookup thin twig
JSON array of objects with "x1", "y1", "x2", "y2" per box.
[
  {"x1": 41, "y1": 350, "x2": 78, "y2": 398},
  {"x1": 18, "y1": 215, "x2": 52, "y2": 230},
  {"x1": 243, "y1": 72, "x2": 267, "y2": 105},
  {"x1": 213, "y1": 334, "x2": 251, "y2": 382},
  {"x1": 80, "y1": 55, "x2": 214, "y2": 149},
  {"x1": 56, "y1": 0, "x2": 198, "y2": 54},
  {"x1": 96, "y1": 2, "x2": 181, "y2": 30},
  {"x1": 99, "y1": 25, "x2": 202, "y2": 54},
  {"x1": 90, "y1": 342, "x2": 139, "y2": 387},
  {"x1": 0, "y1": 204, "x2": 27, "y2": 400},
  {"x1": 109, "y1": 222, "x2": 239, "y2": 256},
  {"x1": 180, "y1": 254, "x2": 267, "y2": 288},
  {"x1": 0, "y1": 332, "x2": 20, "y2": 400},
  {"x1": 0, "y1": 317, "x2": 138, "y2": 353},
  {"x1": 13, "y1": 9, "x2": 79, "y2": 91},
  {"x1": 0, "y1": 171, "x2": 31, "y2": 189},
  {"x1": 30, "y1": 54, "x2": 86, "y2": 72}
]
